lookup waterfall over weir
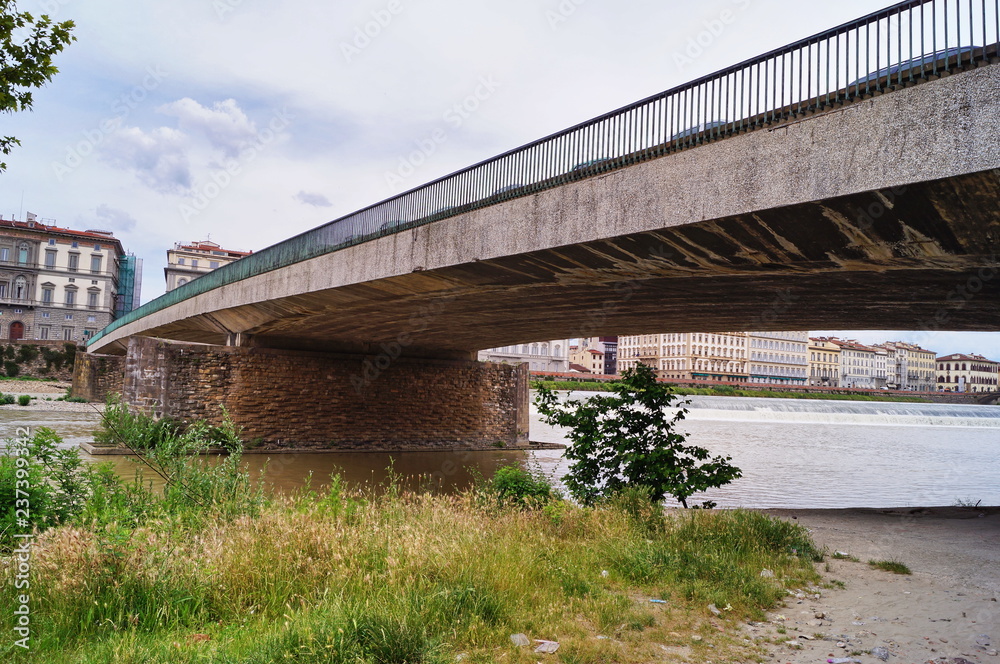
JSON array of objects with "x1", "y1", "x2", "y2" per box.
[{"x1": 677, "y1": 395, "x2": 1000, "y2": 428}]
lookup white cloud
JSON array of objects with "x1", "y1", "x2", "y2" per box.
[
  {"x1": 158, "y1": 98, "x2": 258, "y2": 157},
  {"x1": 100, "y1": 126, "x2": 192, "y2": 194}
]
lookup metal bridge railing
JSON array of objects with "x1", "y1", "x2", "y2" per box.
[{"x1": 89, "y1": 0, "x2": 1000, "y2": 348}]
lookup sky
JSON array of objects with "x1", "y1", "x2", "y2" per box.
[{"x1": 2, "y1": 0, "x2": 997, "y2": 359}]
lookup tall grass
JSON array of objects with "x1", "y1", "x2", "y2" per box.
[{"x1": 1, "y1": 406, "x2": 821, "y2": 664}]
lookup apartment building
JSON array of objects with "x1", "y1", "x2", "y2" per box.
[
  {"x1": 0, "y1": 214, "x2": 134, "y2": 343},
  {"x1": 165, "y1": 240, "x2": 251, "y2": 291},
  {"x1": 935, "y1": 353, "x2": 999, "y2": 392}
]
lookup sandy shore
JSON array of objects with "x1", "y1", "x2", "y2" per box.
[{"x1": 750, "y1": 507, "x2": 999, "y2": 664}]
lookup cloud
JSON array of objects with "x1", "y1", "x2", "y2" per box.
[
  {"x1": 100, "y1": 126, "x2": 192, "y2": 194},
  {"x1": 158, "y1": 98, "x2": 258, "y2": 157},
  {"x1": 295, "y1": 190, "x2": 332, "y2": 207},
  {"x1": 93, "y1": 204, "x2": 138, "y2": 232}
]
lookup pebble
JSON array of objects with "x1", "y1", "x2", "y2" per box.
[
  {"x1": 816, "y1": 612, "x2": 826, "y2": 619},
  {"x1": 837, "y1": 642, "x2": 847, "y2": 648},
  {"x1": 872, "y1": 646, "x2": 890, "y2": 661}
]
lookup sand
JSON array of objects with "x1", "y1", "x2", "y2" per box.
[{"x1": 748, "y1": 507, "x2": 1000, "y2": 664}]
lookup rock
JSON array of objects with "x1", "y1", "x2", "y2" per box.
[
  {"x1": 692, "y1": 635, "x2": 703, "y2": 642},
  {"x1": 837, "y1": 642, "x2": 847, "y2": 648},
  {"x1": 510, "y1": 634, "x2": 530, "y2": 647},
  {"x1": 816, "y1": 612, "x2": 827, "y2": 619},
  {"x1": 534, "y1": 641, "x2": 559, "y2": 654},
  {"x1": 872, "y1": 646, "x2": 890, "y2": 661},
  {"x1": 708, "y1": 604, "x2": 722, "y2": 616},
  {"x1": 976, "y1": 635, "x2": 992, "y2": 647},
  {"x1": 760, "y1": 569, "x2": 775, "y2": 578}
]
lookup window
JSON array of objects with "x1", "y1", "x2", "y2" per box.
[
  {"x1": 94, "y1": 244, "x2": 101, "y2": 251},
  {"x1": 177, "y1": 278, "x2": 187, "y2": 286},
  {"x1": 87, "y1": 291, "x2": 99, "y2": 308},
  {"x1": 86, "y1": 315, "x2": 95, "y2": 323},
  {"x1": 42, "y1": 287, "x2": 53, "y2": 304},
  {"x1": 178, "y1": 258, "x2": 186, "y2": 265},
  {"x1": 41, "y1": 312, "x2": 50, "y2": 319},
  {"x1": 13, "y1": 276, "x2": 26, "y2": 299},
  {"x1": 62, "y1": 328, "x2": 73, "y2": 341},
  {"x1": 71, "y1": 241, "x2": 78, "y2": 248},
  {"x1": 67, "y1": 253, "x2": 79, "y2": 271},
  {"x1": 0, "y1": 248, "x2": 8, "y2": 261},
  {"x1": 39, "y1": 326, "x2": 50, "y2": 340},
  {"x1": 65, "y1": 314, "x2": 73, "y2": 320},
  {"x1": 45, "y1": 250, "x2": 56, "y2": 268},
  {"x1": 83, "y1": 328, "x2": 96, "y2": 340},
  {"x1": 0, "y1": 282, "x2": 6, "y2": 298},
  {"x1": 209, "y1": 261, "x2": 219, "y2": 269},
  {"x1": 90, "y1": 255, "x2": 102, "y2": 273},
  {"x1": 48, "y1": 239, "x2": 55, "y2": 246},
  {"x1": 65, "y1": 289, "x2": 76, "y2": 306},
  {"x1": 191, "y1": 259, "x2": 199, "y2": 268},
  {"x1": 17, "y1": 242, "x2": 29, "y2": 265}
]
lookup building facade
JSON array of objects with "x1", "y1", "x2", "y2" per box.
[
  {"x1": 569, "y1": 337, "x2": 617, "y2": 374},
  {"x1": 935, "y1": 353, "x2": 999, "y2": 392},
  {"x1": 618, "y1": 332, "x2": 749, "y2": 382},
  {"x1": 0, "y1": 215, "x2": 129, "y2": 343},
  {"x1": 876, "y1": 341, "x2": 937, "y2": 391},
  {"x1": 834, "y1": 340, "x2": 880, "y2": 388},
  {"x1": 747, "y1": 331, "x2": 808, "y2": 385},
  {"x1": 477, "y1": 340, "x2": 571, "y2": 372},
  {"x1": 808, "y1": 337, "x2": 842, "y2": 387},
  {"x1": 165, "y1": 240, "x2": 251, "y2": 291}
]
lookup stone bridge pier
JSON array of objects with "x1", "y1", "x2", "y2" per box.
[{"x1": 74, "y1": 337, "x2": 530, "y2": 451}]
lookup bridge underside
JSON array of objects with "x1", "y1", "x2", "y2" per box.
[{"x1": 120, "y1": 169, "x2": 1000, "y2": 358}]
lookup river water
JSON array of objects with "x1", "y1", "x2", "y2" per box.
[{"x1": 3, "y1": 393, "x2": 998, "y2": 509}]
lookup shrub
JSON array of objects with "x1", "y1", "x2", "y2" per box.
[
  {"x1": 15, "y1": 344, "x2": 38, "y2": 363},
  {"x1": 17, "y1": 394, "x2": 30, "y2": 406},
  {"x1": 535, "y1": 363, "x2": 741, "y2": 508},
  {"x1": 0, "y1": 394, "x2": 14, "y2": 405},
  {"x1": 487, "y1": 463, "x2": 553, "y2": 505},
  {"x1": 3, "y1": 361, "x2": 19, "y2": 377}
]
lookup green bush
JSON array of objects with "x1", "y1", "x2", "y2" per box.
[
  {"x1": 536, "y1": 364, "x2": 741, "y2": 508},
  {"x1": 3, "y1": 361, "x2": 19, "y2": 377},
  {"x1": 16, "y1": 394, "x2": 30, "y2": 406},
  {"x1": 0, "y1": 394, "x2": 14, "y2": 405},
  {"x1": 487, "y1": 463, "x2": 554, "y2": 506},
  {"x1": 15, "y1": 344, "x2": 38, "y2": 363}
]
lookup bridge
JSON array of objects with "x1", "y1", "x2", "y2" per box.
[{"x1": 76, "y1": 0, "x2": 1000, "y2": 449}]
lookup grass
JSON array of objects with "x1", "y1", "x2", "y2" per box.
[
  {"x1": 0, "y1": 411, "x2": 822, "y2": 663},
  {"x1": 531, "y1": 380, "x2": 930, "y2": 403},
  {"x1": 868, "y1": 559, "x2": 912, "y2": 575}
]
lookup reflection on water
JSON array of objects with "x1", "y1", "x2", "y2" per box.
[
  {"x1": 95, "y1": 449, "x2": 530, "y2": 495},
  {"x1": 3, "y1": 393, "x2": 999, "y2": 509}
]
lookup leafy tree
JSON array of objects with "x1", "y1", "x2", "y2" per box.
[
  {"x1": 1, "y1": 0, "x2": 75, "y2": 171},
  {"x1": 535, "y1": 363, "x2": 742, "y2": 508}
]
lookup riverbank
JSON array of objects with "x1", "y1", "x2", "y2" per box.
[
  {"x1": 752, "y1": 506, "x2": 1000, "y2": 663},
  {"x1": 532, "y1": 380, "x2": 933, "y2": 403}
]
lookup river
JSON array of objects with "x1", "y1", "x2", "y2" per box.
[{"x1": 4, "y1": 393, "x2": 998, "y2": 509}]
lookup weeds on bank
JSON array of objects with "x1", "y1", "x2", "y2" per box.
[
  {"x1": 868, "y1": 559, "x2": 913, "y2": 575},
  {"x1": 1, "y1": 408, "x2": 820, "y2": 664}
]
